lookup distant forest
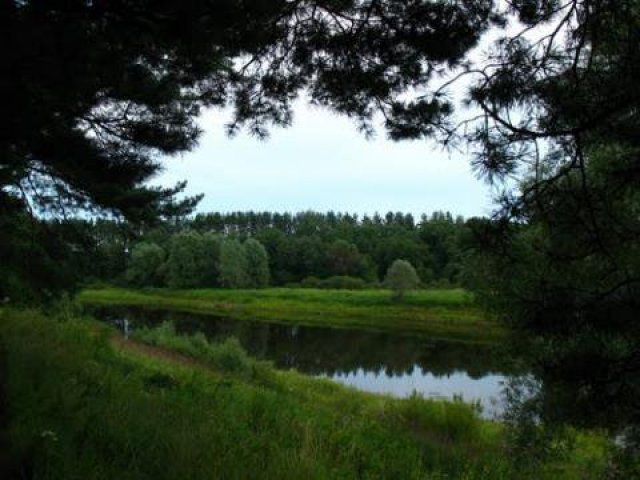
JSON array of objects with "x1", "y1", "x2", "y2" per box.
[{"x1": 50, "y1": 210, "x2": 472, "y2": 291}]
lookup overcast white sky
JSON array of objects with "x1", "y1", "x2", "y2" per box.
[{"x1": 154, "y1": 100, "x2": 496, "y2": 219}]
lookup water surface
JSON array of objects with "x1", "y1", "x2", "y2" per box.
[{"x1": 88, "y1": 305, "x2": 521, "y2": 417}]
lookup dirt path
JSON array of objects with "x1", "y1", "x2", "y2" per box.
[{"x1": 110, "y1": 335, "x2": 210, "y2": 370}]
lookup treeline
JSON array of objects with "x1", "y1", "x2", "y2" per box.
[
  {"x1": 126, "y1": 234, "x2": 270, "y2": 289},
  {"x1": 187, "y1": 211, "x2": 468, "y2": 286},
  {"x1": 70, "y1": 210, "x2": 471, "y2": 289},
  {"x1": 3, "y1": 210, "x2": 471, "y2": 298}
]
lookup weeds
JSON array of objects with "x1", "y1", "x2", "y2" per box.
[
  {"x1": 133, "y1": 321, "x2": 256, "y2": 378},
  {"x1": 0, "y1": 308, "x2": 608, "y2": 479}
]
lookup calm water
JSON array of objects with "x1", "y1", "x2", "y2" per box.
[{"x1": 88, "y1": 305, "x2": 522, "y2": 417}]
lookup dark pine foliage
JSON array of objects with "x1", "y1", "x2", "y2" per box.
[
  {"x1": 2, "y1": 0, "x2": 640, "y2": 455},
  {"x1": 1, "y1": 0, "x2": 494, "y2": 299}
]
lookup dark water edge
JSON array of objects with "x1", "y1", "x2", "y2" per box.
[{"x1": 87, "y1": 305, "x2": 527, "y2": 417}]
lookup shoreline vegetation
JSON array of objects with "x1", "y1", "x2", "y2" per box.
[
  {"x1": 0, "y1": 308, "x2": 608, "y2": 479},
  {"x1": 79, "y1": 287, "x2": 506, "y2": 343}
]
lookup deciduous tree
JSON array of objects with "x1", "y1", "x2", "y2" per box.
[
  {"x1": 244, "y1": 238, "x2": 270, "y2": 288},
  {"x1": 384, "y1": 260, "x2": 420, "y2": 300},
  {"x1": 219, "y1": 239, "x2": 249, "y2": 288},
  {"x1": 166, "y1": 232, "x2": 206, "y2": 289},
  {"x1": 126, "y1": 242, "x2": 166, "y2": 287}
]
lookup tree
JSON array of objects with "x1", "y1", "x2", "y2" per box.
[
  {"x1": 2, "y1": 1, "x2": 496, "y2": 296},
  {"x1": 325, "y1": 240, "x2": 365, "y2": 278},
  {"x1": 2, "y1": 1, "x2": 493, "y2": 221},
  {"x1": 0, "y1": 210, "x2": 80, "y2": 303},
  {"x1": 244, "y1": 238, "x2": 270, "y2": 288},
  {"x1": 458, "y1": 2, "x2": 640, "y2": 445},
  {"x1": 384, "y1": 260, "x2": 420, "y2": 300},
  {"x1": 126, "y1": 242, "x2": 166, "y2": 287},
  {"x1": 165, "y1": 232, "x2": 206, "y2": 289},
  {"x1": 200, "y1": 233, "x2": 223, "y2": 287},
  {"x1": 465, "y1": 145, "x2": 640, "y2": 438},
  {"x1": 5, "y1": 0, "x2": 640, "y2": 450},
  {"x1": 374, "y1": 233, "x2": 431, "y2": 283},
  {"x1": 218, "y1": 239, "x2": 248, "y2": 288}
]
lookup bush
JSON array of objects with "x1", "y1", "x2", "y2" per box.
[
  {"x1": 132, "y1": 321, "x2": 254, "y2": 377},
  {"x1": 384, "y1": 259, "x2": 420, "y2": 300},
  {"x1": 126, "y1": 242, "x2": 167, "y2": 287},
  {"x1": 298, "y1": 276, "x2": 367, "y2": 289},
  {"x1": 319, "y1": 275, "x2": 366, "y2": 290},
  {"x1": 300, "y1": 276, "x2": 322, "y2": 288}
]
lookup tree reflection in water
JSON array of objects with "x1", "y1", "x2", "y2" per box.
[
  {"x1": 89, "y1": 305, "x2": 521, "y2": 415},
  {"x1": 90, "y1": 305, "x2": 640, "y2": 474}
]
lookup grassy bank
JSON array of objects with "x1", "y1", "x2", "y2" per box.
[
  {"x1": 79, "y1": 287, "x2": 506, "y2": 343},
  {"x1": 0, "y1": 308, "x2": 608, "y2": 479}
]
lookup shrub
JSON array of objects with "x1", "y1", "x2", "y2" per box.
[
  {"x1": 319, "y1": 276, "x2": 366, "y2": 290},
  {"x1": 300, "y1": 276, "x2": 322, "y2": 288},
  {"x1": 384, "y1": 259, "x2": 420, "y2": 300},
  {"x1": 126, "y1": 242, "x2": 167, "y2": 287},
  {"x1": 133, "y1": 321, "x2": 254, "y2": 377}
]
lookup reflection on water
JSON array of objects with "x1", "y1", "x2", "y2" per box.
[
  {"x1": 88, "y1": 305, "x2": 523, "y2": 417},
  {"x1": 329, "y1": 369, "x2": 506, "y2": 416}
]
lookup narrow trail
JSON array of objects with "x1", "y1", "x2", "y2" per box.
[{"x1": 110, "y1": 335, "x2": 207, "y2": 369}]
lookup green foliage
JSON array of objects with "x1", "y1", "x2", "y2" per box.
[
  {"x1": 0, "y1": 211, "x2": 80, "y2": 304},
  {"x1": 3, "y1": 0, "x2": 493, "y2": 298},
  {"x1": 218, "y1": 238, "x2": 249, "y2": 288},
  {"x1": 385, "y1": 260, "x2": 421, "y2": 300},
  {"x1": 165, "y1": 231, "x2": 208, "y2": 289},
  {"x1": 244, "y1": 238, "x2": 270, "y2": 288},
  {"x1": 325, "y1": 239, "x2": 365, "y2": 278},
  {"x1": 25, "y1": 210, "x2": 467, "y2": 292},
  {"x1": 458, "y1": 1, "x2": 640, "y2": 444},
  {"x1": 464, "y1": 144, "x2": 640, "y2": 435},
  {"x1": 395, "y1": 392, "x2": 481, "y2": 443},
  {"x1": 0, "y1": 308, "x2": 609, "y2": 479},
  {"x1": 125, "y1": 242, "x2": 166, "y2": 287},
  {"x1": 315, "y1": 275, "x2": 367, "y2": 290},
  {"x1": 120, "y1": 233, "x2": 274, "y2": 290},
  {"x1": 187, "y1": 210, "x2": 464, "y2": 286},
  {"x1": 200, "y1": 233, "x2": 222, "y2": 287},
  {"x1": 80, "y1": 287, "x2": 502, "y2": 343},
  {"x1": 133, "y1": 322, "x2": 255, "y2": 378}
]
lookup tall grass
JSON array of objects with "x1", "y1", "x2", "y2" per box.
[
  {"x1": 133, "y1": 321, "x2": 258, "y2": 378},
  {"x1": 0, "y1": 308, "x2": 608, "y2": 479}
]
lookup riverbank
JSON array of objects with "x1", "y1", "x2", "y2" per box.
[
  {"x1": 79, "y1": 287, "x2": 506, "y2": 343},
  {"x1": 0, "y1": 308, "x2": 608, "y2": 479}
]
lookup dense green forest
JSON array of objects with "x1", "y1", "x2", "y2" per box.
[{"x1": 13, "y1": 210, "x2": 470, "y2": 296}]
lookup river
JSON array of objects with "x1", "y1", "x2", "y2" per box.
[{"x1": 88, "y1": 305, "x2": 523, "y2": 418}]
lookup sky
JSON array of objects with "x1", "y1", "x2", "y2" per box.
[
  {"x1": 153, "y1": 100, "x2": 496, "y2": 220},
  {"x1": 150, "y1": 6, "x2": 545, "y2": 221}
]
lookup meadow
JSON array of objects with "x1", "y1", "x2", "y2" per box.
[
  {"x1": 79, "y1": 287, "x2": 505, "y2": 343},
  {"x1": 0, "y1": 307, "x2": 608, "y2": 479}
]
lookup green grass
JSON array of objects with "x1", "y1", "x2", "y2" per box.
[
  {"x1": 79, "y1": 287, "x2": 506, "y2": 343},
  {"x1": 0, "y1": 308, "x2": 608, "y2": 479},
  {"x1": 132, "y1": 320, "x2": 258, "y2": 378}
]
